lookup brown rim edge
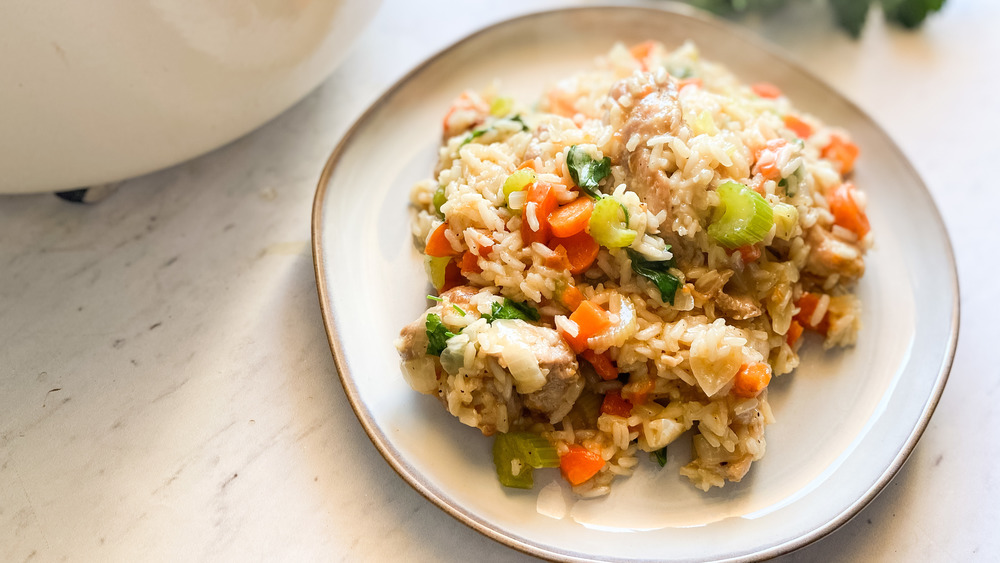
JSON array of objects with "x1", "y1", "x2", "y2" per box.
[{"x1": 310, "y1": 4, "x2": 961, "y2": 562}]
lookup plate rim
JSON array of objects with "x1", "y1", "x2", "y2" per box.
[{"x1": 311, "y1": 4, "x2": 960, "y2": 561}]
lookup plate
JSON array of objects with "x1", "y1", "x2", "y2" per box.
[{"x1": 311, "y1": 5, "x2": 958, "y2": 561}]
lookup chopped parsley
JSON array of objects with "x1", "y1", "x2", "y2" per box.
[
  {"x1": 425, "y1": 313, "x2": 457, "y2": 356},
  {"x1": 626, "y1": 248, "x2": 681, "y2": 305},
  {"x1": 483, "y1": 298, "x2": 540, "y2": 323},
  {"x1": 566, "y1": 145, "x2": 611, "y2": 199},
  {"x1": 653, "y1": 447, "x2": 668, "y2": 467}
]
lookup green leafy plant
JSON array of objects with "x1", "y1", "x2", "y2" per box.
[{"x1": 686, "y1": 0, "x2": 946, "y2": 37}]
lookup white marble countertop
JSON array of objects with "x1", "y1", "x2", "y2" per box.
[{"x1": 2, "y1": 0, "x2": 997, "y2": 561}]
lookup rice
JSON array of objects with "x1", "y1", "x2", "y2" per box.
[{"x1": 395, "y1": 40, "x2": 870, "y2": 494}]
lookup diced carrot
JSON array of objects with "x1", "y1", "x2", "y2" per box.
[
  {"x1": 751, "y1": 82, "x2": 782, "y2": 99},
  {"x1": 425, "y1": 223, "x2": 460, "y2": 257},
  {"x1": 560, "y1": 445, "x2": 605, "y2": 486},
  {"x1": 582, "y1": 350, "x2": 618, "y2": 381},
  {"x1": 521, "y1": 182, "x2": 560, "y2": 246},
  {"x1": 441, "y1": 259, "x2": 463, "y2": 292},
  {"x1": 828, "y1": 183, "x2": 870, "y2": 238},
  {"x1": 561, "y1": 300, "x2": 612, "y2": 353},
  {"x1": 629, "y1": 40, "x2": 656, "y2": 61},
  {"x1": 677, "y1": 77, "x2": 703, "y2": 90},
  {"x1": 545, "y1": 245, "x2": 572, "y2": 271},
  {"x1": 547, "y1": 88, "x2": 577, "y2": 118},
  {"x1": 629, "y1": 40, "x2": 657, "y2": 70},
  {"x1": 548, "y1": 197, "x2": 594, "y2": 238},
  {"x1": 783, "y1": 115, "x2": 813, "y2": 139},
  {"x1": 794, "y1": 292, "x2": 829, "y2": 335},
  {"x1": 477, "y1": 242, "x2": 494, "y2": 257},
  {"x1": 736, "y1": 244, "x2": 762, "y2": 264},
  {"x1": 822, "y1": 134, "x2": 860, "y2": 174},
  {"x1": 732, "y1": 362, "x2": 772, "y2": 398},
  {"x1": 755, "y1": 138, "x2": 787, "y2": 180},
  {"x1": 549, "y1": 231, "x2": 600, "y2": 275},
  {"x1": 518, "y1": 159, "x2": 538, "y2": 171},
  {"x1": 558, "y1": 284, "x2": 585, "y2": 312},
  {"x1": 600, "y1": 390, "x2": 633, "y2": 418},
  {"x1": 786, "y1": 320, "x2": 804, "y2": 347},
  {"x1": 622, "y1": 377, "x2": 654, "y2": 406},
  {"x1": 459, "y1": 250, "x2": 481, "y2": 275}
]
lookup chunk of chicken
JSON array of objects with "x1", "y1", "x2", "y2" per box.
[
  {"x1": 395, "y1": 286, "x2": 583, "y2": 434},
  {"x1": 396, "y1": 286, "x2": 479, "y2": 362},
  {"x1": 607, "y1": 74, "x2": 683, "y2": 218},
  {"x1": 804, "y1": 225, "x2": 865, "y2": 280},
  {"x1": 714, "y1": 292, "x2": 763, "y2": 321}
]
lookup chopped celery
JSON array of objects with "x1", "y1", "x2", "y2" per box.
[
  {"x1": 707, "y1": 182, "x2": 774, "y2": 249},
  {"x1": 433, "y1": 185, "x2": 447, "y2": 218},
  {"x1": 502, "y1": 169, "x2": 537, "y2": 204},
  {"x1": 589, "y1": 197, "x2": 637, "y2": 248},
  {"x1": 493, "y1": 432, "x2": 560, "y2": 489},
  {"x1": 772, "y1": 203, "x2": 799, "y2": 240},
  {"x1": 490, "y1": 96, "x2": 514, "y2": 117},
  {"x1": 424, "y1": 255, "x2": 451, "y2": 291}
]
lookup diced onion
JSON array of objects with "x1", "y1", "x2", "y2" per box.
[
  {"x1": 400, "y1": 356, "x2": 438, "y2": 395},
  {"x1": 588, "y1": 293, "x2": 637, "y2": 352},
  {"x1": 501, "y1": 341, "x2": 545, "y2": 394},
  {"x1": 536, "y1": 482, "x2": 569, "y2": 519},
  {"x1": 773, "y1": 203, "x2": 799, "y2": 240},
  {"x1": 439, "y1": 333, "x2": 470, "y2": 375}
]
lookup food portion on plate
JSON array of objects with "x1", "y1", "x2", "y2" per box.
[{"x1": 395, "y1": 41, "x2": 871, "y2": 496}]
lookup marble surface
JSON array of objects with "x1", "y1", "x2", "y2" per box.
[{"x1": 1, "y1": 0, "x2": 996, "y2": 561}]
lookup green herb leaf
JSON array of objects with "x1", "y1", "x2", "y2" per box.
[
  {"x1": 483, "y1": 298, "x2": 541, "y2": 323},
  {"x1": 566, "y1": 145, "x2": 612, "y2": 199},
  {"x1": 830, "y1": 0, "x2": 873, "y2": 37},
  {"x1": 653, "y1": 447, "x2": 668, "y2": 467},
  {"x1": 881, "y1": 0, "x2": 945, "y2": 29},
  {"x1": 426, "y1": 295, "x2": 443, "y2": 302},
  {"x1": 452, "y1": 304, "x2": 467, "y2": 317},
  {"x1": 626, "y1": 248, "x2": 680, "y2": 305},
  {"x1": 460, "y1": 127, "x2": 489, "y2": 147},
  {"x1": 425, "y1": 313, "x2": 457, "y2": 356}
]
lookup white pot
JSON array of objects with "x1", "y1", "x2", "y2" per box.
[{"x1": 0, "y1": 0, "x2": 381, "y2": 193}]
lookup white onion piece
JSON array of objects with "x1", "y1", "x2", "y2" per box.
[
  {"x1": 587, "y1": 293, "x2": 637, "y2": 352},
  {"x1": 536, "y1": 481, "x2": 569, "y2": 520},
  {"x1": 501, "y1": 341, "x2": 545, "y2": 394},
  {"x1": 439, "y1": 333, "x2": 470, "y2": 375},
  {"x1": 400, "y1": 356, "x2": 438, "y2": 394}
]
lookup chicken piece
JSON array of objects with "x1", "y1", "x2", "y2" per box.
[
  {"x1": 714, "y1": 292, "x2": 763, "y2": 321},
  {"x1": 488, "y1": 320, "x2": 584, "y2": 423},
  {"x1": 396, "y1": 286, "x2": 584, "y2": 434},
  {"x1": 680, "y1": 402, "x2": 767, "y2": 490},
  {"x1": 396, "y1": 286, "x2": 479, "y2": 362},
  {"x1": 804, "y1": 225, "x2": 865, "y2": 280},
  {"x1": 607, "y1": 73, "x2": 683, "y2": 218}
]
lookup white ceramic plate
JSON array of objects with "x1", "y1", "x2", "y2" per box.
[{"x1": 312, "y1": 5, "x2": 958, "y2": 561}]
